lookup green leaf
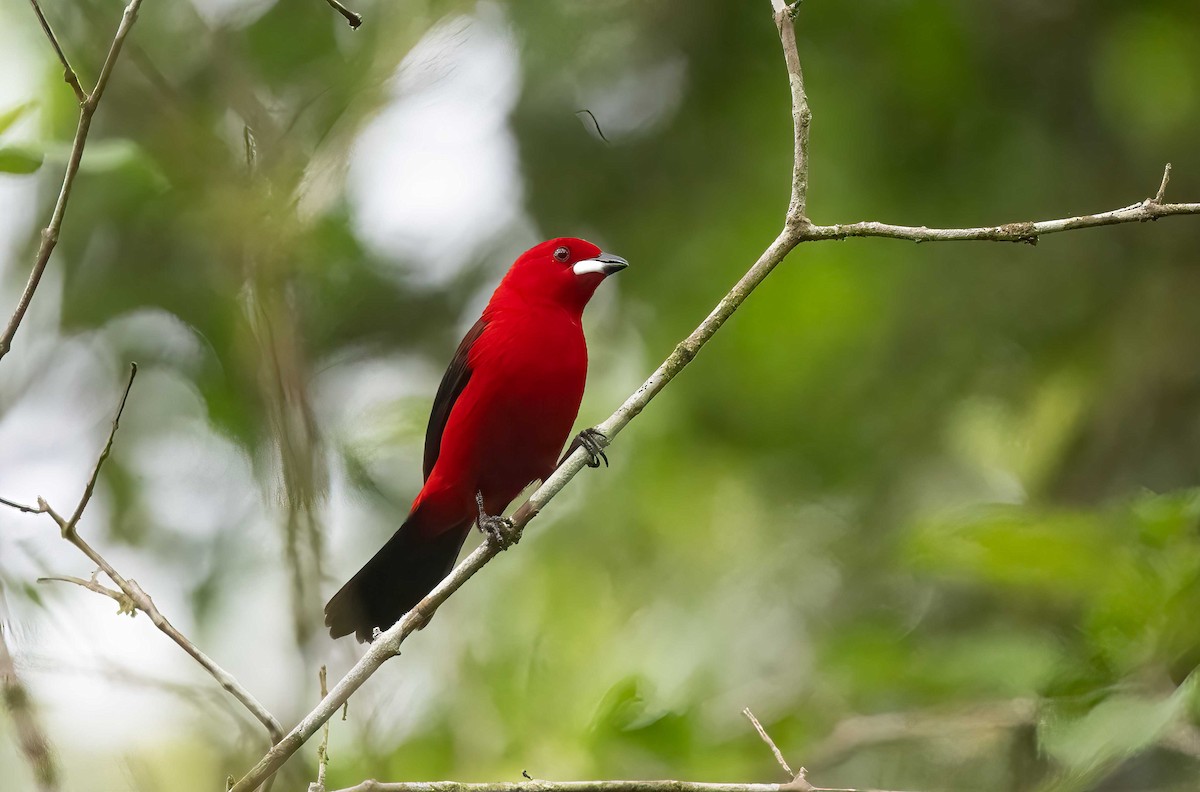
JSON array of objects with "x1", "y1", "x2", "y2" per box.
[
  {"x1": 1039, "y1": 674, "x2": 1198, "y2": 774},
  {"x1": 0, "y1": 145, "x2": 44, "y2": 174},
  {"x1": 0, "y1": 101, "x2": 35, "y2": 136},
  {"x1": 79, "y1": 139, "x2": 148, "y2": 173},
  {"x1": 22, "y1": 581, "x2": 44, "y2": 608},
  {"x1": 908, "y1": 505, "x2": 1121, "y2": 596},
  {"x1": 1132, "y1": 488, "x2": 1200, "y2": 546},
  {"x1": 590, "y1": 676, "x2": 646, "y2": 736},
  {"x1": 40, "y1": 138, "x2": 164, "y2": 180}
]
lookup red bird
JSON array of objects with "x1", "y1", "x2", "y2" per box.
[{"x1": 325, "y1": 238, "x2": 628, "y2": 641}]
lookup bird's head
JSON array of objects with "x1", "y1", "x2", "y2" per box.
[{"x1": 493, "y1": 237, "x2": 627, "y2": 314}]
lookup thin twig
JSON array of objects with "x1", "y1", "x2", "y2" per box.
[
  {"x1": 88, "y1": 0, "x2": 143, "y2": 106},
  {"x1": 0, "y1": 625, "x2": 59, "y2": 791},
  {"x1": 308, "y1": 666, "x2": 331, "y2": 792},
  {"x1": 798, "y1": 193, "x2": 1200, "y2": 245},
  {"x1": 0, "y1": 0, "x2": 147, "y2": 362},
  {"x1": 66, "y1": 361, "x2": 136, "y2": 530},
  {"x1": 323, "y1": 0, "x2": 362, "y2": 29},
  {"x1": 575, "y1": 109, "x2": 610, "y2": 144},
  {"x1": 26, "y1": 0, "x2": 86, "y2": 104},
  {"x1": 36, "y1": 575, "x2": 136, "y2": 615},
  {"x1": 742, "y1": 708, "x2": 796, "y2": 779},
  {"x1": 0, "y1": 496, "x2": 44, "y2": 514},
  {"x1": 772, "y1": 0, "x2": 810, "y2": 224},
  {"x1": 1155, "y1": 162, "x2": 1172, "y2": 204},
  {"x1": 1, "y1": 365, "x2": 284, "y2": 746}
]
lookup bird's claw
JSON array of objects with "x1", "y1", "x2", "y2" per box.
[
  {"x1": 476, "y1": 491, "x2": 521, "y2": 550},
  {"x1": 482, "y1": 516, "x2": 520, "y2": 550},
  {"x1": 576, "y1": 427, "x2": 609, "y2": 468}
]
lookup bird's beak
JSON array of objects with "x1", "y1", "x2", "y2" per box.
[{"x1": 573, "y1": 252, "x2": 628, "y2": 277}]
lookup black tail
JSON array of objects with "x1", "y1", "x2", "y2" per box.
[{"x1": 324, "y1": 515, "x2": 471, "y2": 643}]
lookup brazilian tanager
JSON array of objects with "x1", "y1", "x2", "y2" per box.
[{"x1": 325, "y1": 238, "x2": 628, "y2": 641}]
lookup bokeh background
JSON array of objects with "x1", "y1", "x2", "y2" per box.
[{"x1": 2, "y1": 0, "x2": 1200, "y2": 790}]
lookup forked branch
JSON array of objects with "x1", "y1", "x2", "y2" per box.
[
  {"x1": 0, "y1": 365, "x2": 283, "y2": 746},
  {"x1": 0, "y1": 0, "x2": 148, "y2": 361}
]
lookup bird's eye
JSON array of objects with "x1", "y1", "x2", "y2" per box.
[{"x1": 553, "y1": 246, "x2": 570, "y2": 262}]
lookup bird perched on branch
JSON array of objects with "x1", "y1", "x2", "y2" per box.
[{"x1": 325, "y1": 238, "x2": 628, "y2": 642}]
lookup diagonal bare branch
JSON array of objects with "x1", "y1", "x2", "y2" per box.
[
  {"x1": 0, "y1": 0, "x2": 148, "y2": 362},
  {"x1": 743, "y1": 708, "x2": 796, "y2": 779},
  {"x1": 88, "y1": 0, "x2": 145, "y2": 105},
  {"x1": 2, "y1": 364, "x2": 284, "y2": 746},
  {"x1": 65, "y1": 361, "x2": 136, "y2": 530}
]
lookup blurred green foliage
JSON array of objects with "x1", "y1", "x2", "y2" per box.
[{"x1": 1, "y1": 0, "x2": 1200, "y2": 791}]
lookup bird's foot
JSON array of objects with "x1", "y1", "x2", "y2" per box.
[
  {"x1": 476, "y1": 491, "x2": 521, "y2": 550},
  {"x1": 482, "y1": 515, "x2": 520, "y2": 550},
  {"x1": 576, "y1": 427, "x2": 609, "y2": 468}
]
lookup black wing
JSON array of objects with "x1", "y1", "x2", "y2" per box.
[{"x1": 423, "y1": 318, "x2": 487, "y2": 481}]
